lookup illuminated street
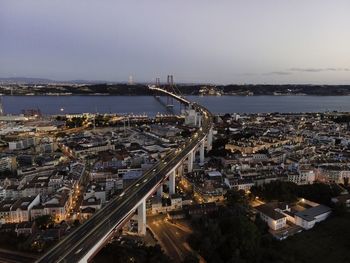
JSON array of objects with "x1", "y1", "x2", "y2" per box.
[{"x1": 147, "y1": 214, "x2": 193, "y2": 263}]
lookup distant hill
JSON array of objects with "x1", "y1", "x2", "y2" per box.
[
  {"x1": 0, "y1": 77, "x2": 114, "y2": 84},
  {"x1": 1, "y1": 77, "x2": 350, "y2": 96},
  {"x1": 0, "y1": 77, "x2": 54, "y2": 84}
]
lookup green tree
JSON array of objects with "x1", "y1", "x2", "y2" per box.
[
  {"x1": 182, "y1": 253, "x2": 199, "y2": 263},
  {"x1": 188, "y1": 208, "x2": 261, "y2": 263},
  {"x1": 250, "y1": 181, "x2": 298, "y2": 203},
  {"x1": 254, "y1": 215, "x2": 269, "y2": 234},
  {"x1": 73, "y1": 219, "x2": 81, "y2": 227},
  {"x1": 333, "y1": 202, "x2": 347, "y2": 217},
  {"x1": 35, "y1": 215, "x2": 54, "y2": 230},
  {"x1": 0, "y1": 169, "x2": 13, "y2": 178},
  {"x1": 298, "y1": 183, "x2": 341, "y2": 205},
  {"x1": 224, "y1": 189, "x2": 248, "y2": 207}
]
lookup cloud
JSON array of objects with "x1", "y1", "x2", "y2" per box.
[
  {"x1": 289, "y1": 67, "x2": 350, "y2": 73},
  {"x1": 263, "y1": 71, "x2": 291, "y2": 76},
  {"x1": 240, "y1": 73, "x2": 258, "y2": 76}
]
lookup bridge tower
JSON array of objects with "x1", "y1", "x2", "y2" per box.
[
  {"x1": 166, "y1": 75, "x2": 174, "y2": 108},
  {"x1": 155, "y1": 77, "x2": 160, "y2": 87}
]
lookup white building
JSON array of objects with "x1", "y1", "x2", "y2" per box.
[
  {"x1": 224, "y1": 178, "x2": 254, "y2": 192},
  {"x1": 84, "y1": 184, "x2": 107, "y2": 204},
  {"x1": 8, "y1": 138, "x2": 36, "y2": 151},
  {"x1": 294, "y1": 204, "x2": 331, "y2": 230},
  {"x1": 331, "y1": 194, "x2": 350, "y2": 208},
  {"x1": 170, "y1": 194, "x2": 183, "y2": 210},
  {"x1": 9, "y1": 194, "x2": 40, "y2": 223},
  {"x1": 255, "y1": 204, "x2": 287, "y2": 231},
  {"x1": 183, "y1": 109, "x2": 202, "y2": 127},
  {"x1": 80, "y1": 197, "x2": 102, "y2": 211},
  {"x1": 288, "y1": 170, "x2": 315, "y2": 185},
  {"x1": 0, "y1": 156, "x2": 17, "y2": 172},
  {"x1": 30, "y1": 205, "x2": 46, "y2": 220},
  {"x1": 0, "y1": 199, "x2": 15, "y2": 223},
  {"x1": 257, "y1": 199, "x2": 331, "y2": 233},
  {"x1": 43, "y1": 193, "x2": 70, "y2": 222},
  {"x1": 74, "y1": 141, "x2": 115, "y2": 157},
  {"x1": 3, "y1": 185, "x2": 20, "y2": 199}
]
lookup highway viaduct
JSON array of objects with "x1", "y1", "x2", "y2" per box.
[{"x1": 36, "y1": 86, "x2": 214, "y2": 263}]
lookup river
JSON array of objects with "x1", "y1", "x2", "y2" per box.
[{"x1": 2, "y1": 95, "x2": 350, "y2": 115}]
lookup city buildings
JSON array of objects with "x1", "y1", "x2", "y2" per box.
[{"x1": 0, "y1": 105, "x2": 349, "y2": 258}]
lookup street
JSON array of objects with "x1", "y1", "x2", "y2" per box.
[
  {"x1": 147, "y1": 214, "x2": 193, "y2": 263},
  {"x1": 0, "y1": 248, "x2": 37, "y2": 263}
]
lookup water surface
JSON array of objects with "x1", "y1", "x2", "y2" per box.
[{"x1": 2, "y1": 95, "x2": 350, "y2": 115}]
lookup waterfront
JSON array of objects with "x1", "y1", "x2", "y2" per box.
[{"x1": 2, "y1": 95, "x2": 350, "y2": 115}]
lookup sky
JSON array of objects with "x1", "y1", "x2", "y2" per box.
[{"x1": 1, "y1": 0, "x2": 350, "y2": 84}]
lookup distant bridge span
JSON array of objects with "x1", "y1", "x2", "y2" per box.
[{"x1": 149, "y1": 85, "x2": 190, "y2": 105}]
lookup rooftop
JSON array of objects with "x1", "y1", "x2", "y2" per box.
[
  {"x1": 295, "y1": 205, "x2": 331, "y2": 222},
  {"x1": 255, "y1": 204, "x2": 286, "y2": 221}
]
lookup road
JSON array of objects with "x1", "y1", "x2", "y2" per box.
[
  {"x1": 250, "y1": 198, "x2": 265, "y2": 208},
  {"x1": 37, "y1": 88, "x2": 213, "y2": 263},
  {"x1": 148, "y1": 215, "x2": 192, "y2": 263},
  {"x1": 0, "y1": 248, "x2": 37, "y2": 263}
]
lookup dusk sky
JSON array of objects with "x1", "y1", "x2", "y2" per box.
[{"x1": 1, "y1": 0, "x2": 350, "y2": 84}]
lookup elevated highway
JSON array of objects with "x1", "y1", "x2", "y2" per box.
[{"x1": 37, "y1": 86, "x2": 213, "y2": 263}]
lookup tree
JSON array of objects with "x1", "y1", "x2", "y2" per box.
[
  {"x1": 73, "y1": 219, "x2": 81, "y2": 227},
  {"x1": 55, "y1": 131, "x2": 67, "y2": 138},
  {"x1": 188, "y1": 207, "x2": 261, "y2": 263},
  {"x1": 207, "y1": 148, "x2": 231, "y2": 157},
  {"x1": 66, "y1": 117, "x2": 85, "y2": 128},
  {"x1": 250, "y1": 181, "x2": 341, "y2": 206},
  {"x1": 180, "y1": 130, "x2": 191, "y2": 138},
  {"x1": 297, "y1": 183, "x2": 341, "y2": 206},
  {"x1": 224, "y1": 189, "x2": 248, "y2": 207},
  {"x1": 333, "y1": 202, "x2": 347, "y2": 217},
  {"x1": 94, "y1": 243, "x2": 171, "y2": 263},
  {"x1": 35, "y1": 215, "x2": 54, "y2": 230},
  {"x1": 212, "y1": 138, "x2": 228, "y2": 150},
  {"x1": 254, "y1": 215, "x2": 269, "y2": 234},
  {"x1": 182, "y1": 253, "x2": 199, "y2": 263},
  {"x1": 250, "y1": 181, "x2": 298, "y2": 203},
  {"x1": 0, "y1": 169, "x2": 13, "y2": 178}
]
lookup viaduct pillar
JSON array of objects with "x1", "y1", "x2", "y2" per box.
[
  {"x1": 168, "y1": 170, "x2": 176, "y2": 195},
  {"x1": 137, "y1": 200, "x2": 146, "y2": 235},
  {"x1": 200, "y1": 141, "x2": 205, "y2": 165}
]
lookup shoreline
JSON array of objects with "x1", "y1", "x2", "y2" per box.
[{"x1": 1, "y1": 93, "x2": 350, "y2": 97}]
